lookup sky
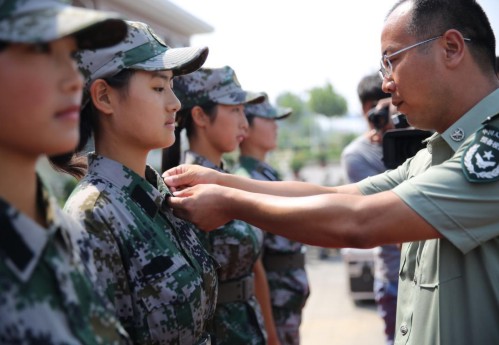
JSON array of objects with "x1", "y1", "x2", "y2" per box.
[{"x1": 169, "y1": 0, "x2": 499, "y2": 116}]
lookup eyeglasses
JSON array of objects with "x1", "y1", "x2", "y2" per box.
[{"x1": 379, "y1": 35, "x2": 471, "y2": 80}]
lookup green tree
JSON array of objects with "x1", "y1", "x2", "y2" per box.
[
  {"x1": 308, "y1": 82, "x2": 347, "y2": 117},
  {"x1": 276, "y1": 91, "x2": 306, "y2": 123}
]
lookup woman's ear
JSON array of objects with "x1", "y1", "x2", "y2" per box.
[
  {"x1": 191, "y1": 105, "x2": 210, "y2": 128},
  {"x1": 89, "y1": 79, "x2": 113, "y2": 115}
]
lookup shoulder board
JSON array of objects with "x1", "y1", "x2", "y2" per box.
[{"x1": 482, "y1": 112, "x2": 499, "y2": 125}]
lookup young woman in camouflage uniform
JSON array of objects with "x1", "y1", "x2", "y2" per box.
[
  {"x1": 50, "y1": 21, "x2": 217, "y2": 345},
  {"x1": 164, "y1": 66, "x2": 280, "y2": 345},
  {"x1": 234, "y1": 95, "x2": 310, "y2": 345},
  {"x1": 0, "y1": 0, "x2": 130, "y2": 343}
]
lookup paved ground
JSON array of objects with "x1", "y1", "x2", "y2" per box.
[{"x1": 300, "y1": 247, "x2": 385, "y2": 345}]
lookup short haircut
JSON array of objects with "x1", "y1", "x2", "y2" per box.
[
  {"x1": 389, "y1": 0, "x2": 496, "y2": 74},
  {"x1": 357, "y1": 73, "x2": 389, "y2": 105}
]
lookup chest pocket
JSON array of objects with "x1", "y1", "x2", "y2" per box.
[{"x1": 399, "y1": 239, "x2": 462, "y2": 290}]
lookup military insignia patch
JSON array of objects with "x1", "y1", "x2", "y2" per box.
[{"x1": 462, "y1": 124, "x2": 499, "y2": 182}]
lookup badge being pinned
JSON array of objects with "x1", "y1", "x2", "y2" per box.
[{"x1": 462, "y1": 124, "x2": 499, "y2": 182}]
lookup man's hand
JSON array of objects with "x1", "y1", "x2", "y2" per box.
[
  {"x1": 167, "y1": 184, "x2": 233, "y2": 230},
  {"x1": 375, "y1": 97, "x2": 399, "y2": 116},
  {"x1": 162, "y1": 164, "x2": 222, "y2": 192}
]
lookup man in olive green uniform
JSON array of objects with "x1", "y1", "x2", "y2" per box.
[
  {"x1": 234, "y1": 95, "x2": 310, "y2": 345},
  {"x1": 163, "y1": 1, "x2": 499, "y2": 344}
]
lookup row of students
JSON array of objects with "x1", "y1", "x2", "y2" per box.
[{"x1": 1, "y1": 1, "x2": 308, "y2": 344}]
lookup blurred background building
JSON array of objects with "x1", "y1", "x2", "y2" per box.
[{"x1": 73, "y1": 0, "x2": 213, "y2": 46}]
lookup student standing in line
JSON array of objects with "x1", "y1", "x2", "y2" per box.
[
  {"x1": 52, "y1": 21, "x2": 217, "y2": 345},
  {"x1": 234, "y1": 94, "x2": 310, "y2": 345},
  {"x1": 0, "y1": 0, "x2": 131, "y2": 343},
  {"x1": 163, "y1": 66, "x2": 280, "y2": 345}
]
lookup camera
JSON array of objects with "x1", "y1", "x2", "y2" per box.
[
  {"x1": 366, "y1": 103, "x2": 433, "y2": 169},
  {"x1": 382, "y1": 114, "x2": 433, "y2": 169},
  {"x1": 367, "y1": 105, "x2": 390, "y2": 130}
]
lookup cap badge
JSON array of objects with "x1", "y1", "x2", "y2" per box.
[{"x1": 450, "y1": 127, "x2": 465, "y2": 142}]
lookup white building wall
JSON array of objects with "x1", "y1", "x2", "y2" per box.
[{"x1": 73, "y1": 0, "x2": 212, "y2": 47}]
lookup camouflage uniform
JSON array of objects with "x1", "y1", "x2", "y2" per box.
[
  {"x1": 184, "y1": 151, "x2": 267, "y2": 345},
  {"x1": 234, "y1": 157, "x2": 310, "y2": 345},
  {"x1": 64, "y1": 154, "x2": 217, "y2": 345},
  {"x1": 0, "y1": 177, "x2": 129, "y2": 344}
]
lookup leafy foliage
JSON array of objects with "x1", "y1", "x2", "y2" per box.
[{"x1": 308, "y1": 83, "x2": 347, "y2": 117}]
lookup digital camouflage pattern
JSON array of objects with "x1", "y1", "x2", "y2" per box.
[
  {"x1": 0, "y1": 0, "x2": 126, "y2": 49},
  {"x1": 172, "y1": 66, "x2": 264, "y2": 109},
  {"x1": 0, "y1": 177, "x2": 129, "y2": 345},
  {"x1": 64, "y1": 154, "x2": 217, "y2": 345},
  {"x1": 76, "y1": 20, "x2": 208, "y2": 108},
  {"x1": 244, "y1": 93, "x2": 292, "y2": 120},
  {"x1": 184, "y1": 151, "x2": 267, "y2": 345},
  {"x1": 234, "y1": 156, "x2": 310, "y2": 345}
]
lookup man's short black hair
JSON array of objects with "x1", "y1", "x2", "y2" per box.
[
  {"x1": 357, "y1": 73, "x2": 389, "y2": 106},
  {"x1": 389, "y1": 0, "x2": 496, "y2": 74}
]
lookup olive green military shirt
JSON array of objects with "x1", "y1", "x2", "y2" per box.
[{"x1": 358, "y1": 88, "x2": 499, "y2": 344}]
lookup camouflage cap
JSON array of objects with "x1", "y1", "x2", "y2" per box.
[
  {"x1": 78, "y1": 20, "x2": 209, "y2": 107},
  {"x1": 0, "y1": 0, "x2": 127, "y2": 49},
  {"x1": 173, "y1": 66, "x2": 265, "y2": 109},
  {"x1": 244, "y1": 93, "x2": 292, "y2": 120}
]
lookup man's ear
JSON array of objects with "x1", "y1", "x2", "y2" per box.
[
  {"x1": 191, "y1": 105, "x2": 210, "y2": 128},
  {"x1": 89, "y1": 79, "x2": 114, "y2": 115},
  {"x1": 441, "y1": 29, "x2": 466, "y2": 69}
]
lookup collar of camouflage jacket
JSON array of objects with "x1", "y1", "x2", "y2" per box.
[
  {"x1": 87, "y1": 153, "x2": 173, "y2": 216},
  {"x1": 0, "y1": 176, "x2": 70, "y2": 282}
]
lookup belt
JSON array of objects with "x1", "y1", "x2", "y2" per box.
[
  {"x1": 263, "y1": 251, "x2": 306, "y2": 271},
  {"x1": 217, "y1": 275, "x2": 254, "y2": 304}
]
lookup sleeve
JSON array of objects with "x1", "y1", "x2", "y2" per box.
[
  {"x1": 66, "y1": 197, "x2": 134, "y2": 327},
  {"x1": 392, "y1": 148, "x2": 499, "y2": 254},
  {"x1": 356, "y1": 158, "x2": 412, "y2": 195},
  {"x1": 83, "y1": 209, "x2": 132, "y2": 302}
]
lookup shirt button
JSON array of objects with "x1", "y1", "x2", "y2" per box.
[{"x1": 400, "y1": 323, "x2": 409, "y2": 336}]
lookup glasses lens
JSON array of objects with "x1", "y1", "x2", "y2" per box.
[{"x1": 379, "y1": 56, "x2": 391, "y2": 79}]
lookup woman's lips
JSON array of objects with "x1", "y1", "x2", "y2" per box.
[{"x1": 56, "y1": 105, "x2": 80, "y2": 122}]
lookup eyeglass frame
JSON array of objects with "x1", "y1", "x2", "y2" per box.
[{"x1": 379, "y1": 35, "x2": 471, "y2": 80}]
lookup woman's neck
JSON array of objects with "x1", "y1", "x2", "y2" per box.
[
  {"x1": 0, "y1": 149, "x2": 42, "y2": 224},
  {"x1": 188, "y1": 137, "x2": 223, "y2": 167},
  {"x1": 239, "y1": 145, "x2": 267, "y2": 162},
  {"x1": 95, "y1": 140, "x2": 149, "y2": 178}
]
